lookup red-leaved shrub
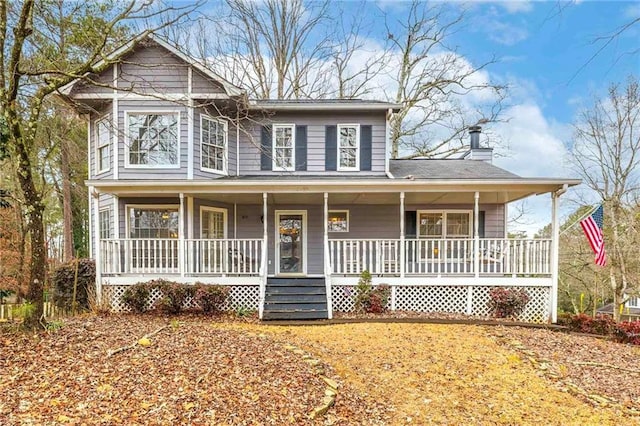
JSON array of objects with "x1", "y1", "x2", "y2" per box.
[{"x1": 487, "y1": 288, "x2": 530, "y2": 319}]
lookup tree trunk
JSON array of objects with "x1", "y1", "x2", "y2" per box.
[{"x1": 61, "y1": 138, "x2": 74, "y2": 261}]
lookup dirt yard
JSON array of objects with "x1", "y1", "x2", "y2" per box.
[{"x1": 1, "y1": 315, "x2": 638, "y2": 425}]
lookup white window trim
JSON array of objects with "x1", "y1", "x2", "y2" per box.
[
  {"x1": 98, "y1": 208, "x2": 113, "y2": 240},
  {"x1": 337, "y1": 123, "x2": 360, "y2": 171},
  {"x1": 200, "y1": 206, "x2": 228, "y2": 239},
  {"x1": 124, "y1": 111, "x2": 181, "y2": 169},
  {"x1": 200, "y1": 115, "x2": 228, "y2": 175},
  {"x1": 417, "y1": 210, "x2": 473, "y2": 239},
  {"x1": 125, "y1": 204, "x2": 180, "y2": 238},
  {"x1": 328, "y1": 210, "x2": 349, "y2": 233},
  {"x1": 95, "y1": 115, "x2": 111, "y2": 174},
  {"x1": 272, "y1": 123, "x2": 296, "y2": 172}
]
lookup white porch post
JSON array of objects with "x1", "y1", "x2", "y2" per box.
[
  {"x1": 91, "y1": 187, "x2": 102, "y2": 304},
  {"x1": 396, "y1": 192, "x2": 405, "y2": 311},
  {"x1": 474, "y1": 191, "x2": 480, "y2": 278},
  {"x1": 259, "y1": 192, "x2": 268, "y2": 319},
  {"x1": 324, "y1": 192, "x2": 332, "y2": 319},
  {"x1": 179, "y1": 193, "x2": 185, "y2": 277},
  {"x1": 551, "y1": 191, "x2": 560, "y2": 323}
]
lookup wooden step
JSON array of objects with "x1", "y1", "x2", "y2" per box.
[
  {"x1": 265, "y1": 286, "x2": 326, "y2": 295},
  {"x1": 262, "y1": 309, "x2": 328, "y2": 320},
  {"x1": 264, "y1": 294, "x2": 327, "y2": 303},
  {"x1": 263, "y1": 302, "x2": 327, "y2": 311}
]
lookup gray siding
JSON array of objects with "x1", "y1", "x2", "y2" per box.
[
  {"x1": 405, "y1": 203, "x2": 505, "y2": 238},
  {"x1": 193, "y1": 199, "x2": 236, "y2": 238},
  {"x1": 117, "y1": 42, "x2": 188, "y2": 94},
  {"x1": 117, "y1": 100, "x2": 188, "y2": 179},
  {"x1": 91, "y1": 193, "x2": 114, "y2": 256},
  {"x1": 238, "y1": 111, "x2": 387, "y2": 175},
  {"x1": 192, "y1": 68, "x2": 225, "y2": 93}
]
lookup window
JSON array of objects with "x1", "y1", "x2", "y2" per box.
[
  {"x1": 201, "y1": 116, "x2": 227, "y2": 173},
  {"x1": 96, "y1": 118, "x2": 111, "y2": 173},
  {"x1": 328, "y1": 210, "x2": 349, "y2": 232},
  {"x1": 128, "y1": 207, "x2": 179, "y2": 238},
  {"x1": 273, "y1": 124, "x2": 295, "y2": 171},
  {"x1": 99, "y1": 209, "x2": 112, "y2": 240},
  {"x1": 337, "y1": 124, "x2": 359, "y2": 171},
  {"x1": 201, "y1": 207, "x2": 227, "y2": 239},
  {"x1": 126, "y1": 113, "x2": 179, "y2": 167},
  {"x1": 418, "y1": 211, "x2": 472, "y2": 238}
]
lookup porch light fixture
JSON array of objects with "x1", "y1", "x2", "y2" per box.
[{"x1": 162, "y1": 212, "x2": 170, "y2": 220}]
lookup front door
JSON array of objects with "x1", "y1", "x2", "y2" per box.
[{"x1": 275, "y1": 211, "x2": 306, "y2": 275}]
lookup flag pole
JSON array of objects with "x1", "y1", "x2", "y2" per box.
[{"x1": 559, "y1": 204, "x2": 600, "y2": 236}]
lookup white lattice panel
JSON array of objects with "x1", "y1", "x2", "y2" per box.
[
  {"x1": 395, "y1": 286, "x2": 468, "y2": 313},
  {"x1": 332, "y1": 286, "x2": 356, "y2": 312},
  {"x1": 472, "y1": 286, "x2": 551, "y2": 323},
  {"x1": 102, "y1": 284, "x2": 259, "y2": 313}
]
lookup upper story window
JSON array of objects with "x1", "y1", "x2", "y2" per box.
[
  {"x1": 126, "y1": 113, "x2": 179, "y2": 168},
  {"x1": 418, "y1": 211, "x2": 472, "y2": 239},
  {"x1": 201, "y1": 116, "x2": 227, "y2": 173},
  {"x1": 273, "y1": 124, "x2": 295, "y2": 171},
  {"x1": 338, "y1": 124, "x2": 359, "y2": 171},
  {"x1": 95, "y1": 117, "x2": 111, "y2": 173}
]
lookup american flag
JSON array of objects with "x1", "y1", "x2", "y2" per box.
[{"x1": 580, "y1": 205, "x2": 606, "y2": 266}]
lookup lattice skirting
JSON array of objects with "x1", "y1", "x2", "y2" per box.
[
  {"x1": 331, "y1": 284, "x2": 551, "y2": 323},
  {"x1": 102, "y1": 284, "x2": 260, "y2": 313}
]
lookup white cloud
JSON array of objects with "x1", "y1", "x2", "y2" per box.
[
  {"x1": 485, "y1": 18, "x2": 529, "y2": 45},
  {"x1": 499, "y1": 0, "x2": 533, "y2": 14}
]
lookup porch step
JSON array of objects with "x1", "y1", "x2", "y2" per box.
[
  {"x1": 262, "y1": 309, "x2": 328, "y2": 320},
  {"x1": 263, "y1": 277, "x2": 328, "y2": 321}
]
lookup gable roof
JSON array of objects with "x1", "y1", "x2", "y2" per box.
[
  {"x1": 57, "y1": 32, "x2": 244, "y2": 97},
  {"x1": 251, "y1": 99, "x2": 401, "y2": 112},
  {"x1": 389, "y1": 159, "x2": 520, "y2": 180}
]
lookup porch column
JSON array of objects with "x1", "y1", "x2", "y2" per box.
[
  {"x1": 324, "y1": 192, "x2": 333, "y2": 319},
  {"x1": 259, "y1": 192, "x2": 268, "y2": 319},
  {"x1": 91, "y1": 187, "x2": 102, "y2": 304},
  {"x1": 396, "y1": 192, "x2": 405, "y2": 311},
  {"x1": 551, "y1": 191, "x2": 560, "y2": 323},
  {"x1": 179, "y1": 193, "x2": 185, "y2": 277},
  {"x1": 474, "y1": 191, "x2": 480, "y2": 278}
]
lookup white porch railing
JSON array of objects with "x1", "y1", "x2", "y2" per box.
[
  {"x1": 329, "y1": 238, "x2": 552, "y2": 277},
  {"x1": 329, "y1": 239, "x2": 401, "y2": 275},
  {"x1": 100, "y1": 238, "x2": 263, "y2": 276}
]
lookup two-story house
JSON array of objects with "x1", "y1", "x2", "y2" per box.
[{"x1": 60, "y1": 34, "x2": 579, "y2": 322}]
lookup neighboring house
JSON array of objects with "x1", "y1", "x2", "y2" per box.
[
  {"x1": 597, "y1": 296, "x2": 640, "y2": 321},
  {"x1": 59, "y1": 34, "x2": 579, "y2": 322}
]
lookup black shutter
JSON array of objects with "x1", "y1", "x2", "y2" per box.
[
  {"x1": 295, "y1": 125, "x2": 307, "y2": 171},
  {"x1": 405, "y1": 211, "x2": 417, "y2": 238},
  {"x1": 260, "y1": 125, "x2": 272, "y2": 171},
  {"x1": 360, "y1": 125, "x2": 372, "y2": 171},
  {"x1": 478, "y1": 211, "x2": 486, "y2": 238},
  {"x1": 325, "y1": 125, "x2": 337, "y2": 171}
]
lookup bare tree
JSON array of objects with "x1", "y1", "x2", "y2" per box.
[
  {"x1": 570, "y1": 76, "x2": 640, "y2": 320},
  {"x1": 0, "y1": 0, "x2": 200, "y2": 328},
  {"x1": 194, "y1": 0, "x2": 331, "y2": 100},
  {"x1": 385, "y1": 1, "x2": 506, "y2": 159}
]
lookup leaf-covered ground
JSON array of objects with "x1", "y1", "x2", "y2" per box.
[{"x1": 2, "y1": 316, "x2": 639, "y2": 425}]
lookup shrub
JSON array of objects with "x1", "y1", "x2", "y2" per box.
[
  {"x1": 153, "y1": 280, "x2": 196, "y2": 315},
  {"x1": 194, "y1": 284, "x2": 229, "y2": 314},
  {"x1": 122, "y1": 282, "x2": 152, "y2": 313},
  {"x1": 353, "y1": 271, "x2": 390, "y2": 314},
  {"x1": 51, "y1": 259, "x2": 95, "y2": 311},
  {"x1": 487, "y1": 287, "x2": 530, "y2": 319},
  {"x1": 615, "y1": 321, "x2": 640, "y2": 345},
  {"x1": 558, "y1": 313, "x2": 617, "y2": 335}
]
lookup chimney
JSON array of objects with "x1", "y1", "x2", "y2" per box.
[
  {"x1": 469, "y1": 125, "x2": 481, "y2": 149},
  {"x1": 463, "y1": 125, "x2": 493, "y2": 163}
]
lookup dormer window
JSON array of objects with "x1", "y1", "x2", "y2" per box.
[
  {"x1": 337, "y1": 124, "x2": 359, "y2": 171},
  {"x1": 273, "y1": 124, "x2": 295, "y2": 171},
  {"x1": 201, "y1": 116, "x2": 227, "y2": 173},
  {"x1": 126, "y1": 112, "x2": 179, "y2": 168}
]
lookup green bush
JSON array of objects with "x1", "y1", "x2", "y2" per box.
[
  {"x1": 122, "y1": 282, "x2": 152, "y2": 313},
  {"x1": 51, "y1": 259, "x2": 95, "y2": 311},
  {"x1": 353, "y1": 270, "x2": 391, "y2": 314},
  {"x1": 153, "y1": 280, "x2": 196, "y2": 315},
  {"x1": 194, "y1": 284, "x2": 229, "y2": 314},
  {"x1": 487, "y1": 287, "x2": 530, "y2": 319}
]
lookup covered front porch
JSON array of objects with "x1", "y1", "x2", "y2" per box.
[{"x1": 89, "y1": 178, "x2": 573, "y2": 322}]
